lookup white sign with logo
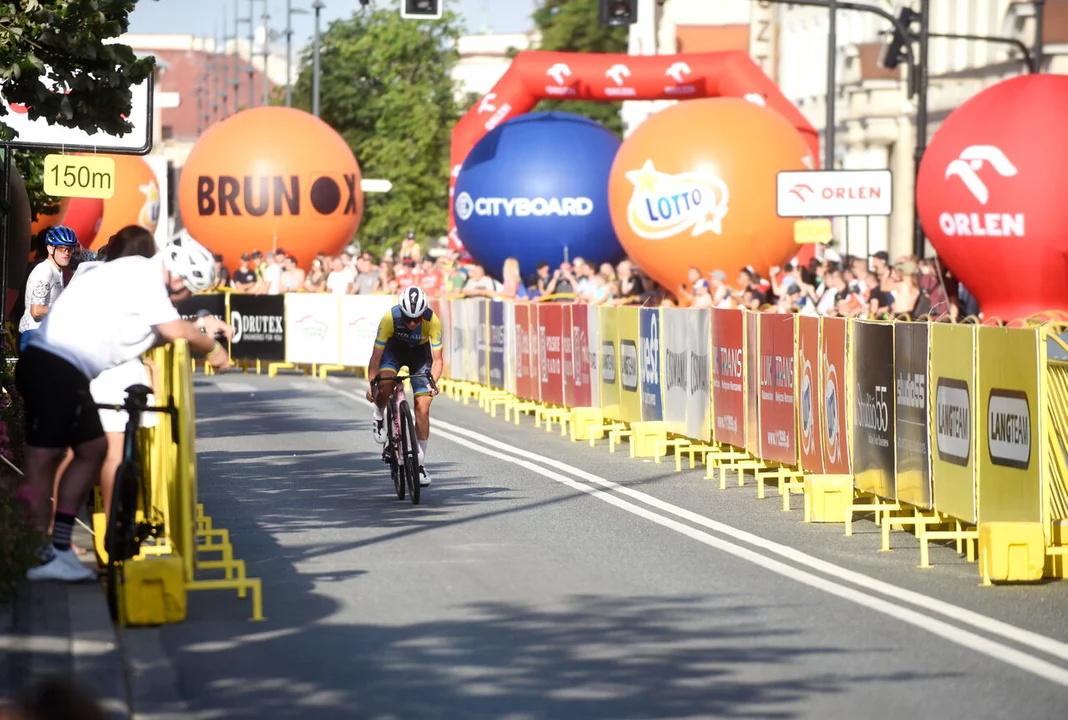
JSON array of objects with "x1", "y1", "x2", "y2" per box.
[
  {"x1": 339, "y1": 294, "x2": 396, "y2": 368},
  {"x1": 939, "y1": 145, "x2": 1025, "y2": 238},
  {"x1": 661, "y1": 308, "x2": 712, "y2": 441},
  {"x1": 285, "y1": 293, "x2": 341, "y2": 366},
  {"x1": 777, "y1": 170, "x2": 893, "y2": 218},
  {"x1": 624, "y1": 160, "x2": 730, "y2": 239}
]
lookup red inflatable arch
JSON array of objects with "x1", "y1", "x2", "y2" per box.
[{"x1": 448, "y1": 50, "x2": 821, "y2": 252}]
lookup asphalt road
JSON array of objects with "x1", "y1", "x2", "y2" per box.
[{"x1": 123, "y1": 371, "x2": 1068, "y2": 720}]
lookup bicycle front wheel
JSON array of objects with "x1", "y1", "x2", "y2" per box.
[
  {"x1": 399, "y1": 400, "x2": 420, "y2": 505},
  {"x1": 387, "y1": 402, "x2": 404, "y2": 500},
  {"x1": 104, "y1": 460, "x2": 139, "y2": 622}
]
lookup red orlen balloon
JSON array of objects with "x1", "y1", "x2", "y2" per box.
[{"x1": 917, "y1": 74, "x2": 1068, "y2": 322}]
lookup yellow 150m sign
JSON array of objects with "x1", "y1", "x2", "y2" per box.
[{"x1": 43, "y1": 154, "x2": 116, "y2": 199}]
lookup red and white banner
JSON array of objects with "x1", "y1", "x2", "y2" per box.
[
  {"x1": 538, "y1": 303, "x2": 565, "y2": 406},
  {"x1": 712, "y1": 308, "x2": 746, "y2": 448},
  {"x1": 821, "y1": 316, "x2": 852, "y2": 474},
  {"x1": 797, "y1": 315, "x2": 824, "y2": 473},
  {"x1": 758, "y1": 313, "x2": 798, "y2": 465}
]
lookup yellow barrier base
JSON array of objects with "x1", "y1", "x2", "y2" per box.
[
  {"x1": 268, "y1": 362, "x2": 309, "y2": 377},
  {"x1": 844, "y1": 493, "x2": 900, "y2": 537},
  {"x1": 536, "y1": 406, "x2": 571, "y2": 433},
  {"x1": 919, "y1": 518, "x2": 978, "y2": 568},
  {"x1": 803, "y1": 475, "x2": 853, "y2": 523},
  {"x1": 505, "y1": 400, "x2": 538, "y2": 424},
  {"x1": 979, "y1": 521, "x2": 1046, "y2": 585},
  {"x1": 879, "y1": 507, "x2": 942, "y2": 552},
  {"x1": 1046, "y1": 520, "x2": 1068, "y2": 579},
  {"x1": 189, "y1": 504, "x2": 265, "y2": 621},
  {"x1": 317, "y1": 364, "x2": 350, "y2": 379},
  {"x1": 702, "y1": 447, "x2": 750, "y2": 480},
  {"x1": 754, "y1": 465, "x2": 805, "y2": 508},
  {"x1": 122, "y1": 554, "x2": 188, "y2": 626},
  {"x1": 569, "y1": 407, "x2": 604, "y2": 442},
  {"x1": 587, "y1": 421, "x2": 625, "y2": 445},
  {"x1": 627, "y1": 422, "x2": 668, "y2": 459},
  {"x1": 715, "y1": 456, "x2": 766, "y2": 490}
]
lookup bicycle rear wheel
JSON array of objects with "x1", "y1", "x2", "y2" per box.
[
  {"x1": 399, "y1": 400, "x2": 420, "y2": 505},
  {"x1": 387, "y1": 402, "x2": 404, "y2": 500},
  {"x1": 104, "y1": 460, "x2": 139, "y2": 622}
]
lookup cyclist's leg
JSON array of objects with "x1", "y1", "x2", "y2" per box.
[
  {"x1": 409, "y1": 347, "x2": 433, "y2": 482},
  {"x1": 371, "y1": 346, "x2": 400, "y2": 442}
]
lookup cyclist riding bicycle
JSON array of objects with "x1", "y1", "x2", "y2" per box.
[
  {"x1": 365, "y1": 286, "x2": 443, "y2": 487},
  {"x1": 18, "y1": 225, "x2": 79, "y2": 352}
]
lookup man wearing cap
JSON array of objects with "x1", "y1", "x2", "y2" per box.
[{"x1": 232, "y1": 254, "x2": 257, "y2": 293}]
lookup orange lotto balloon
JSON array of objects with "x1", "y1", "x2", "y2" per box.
[
  {"x1": 608, "y1": 98, "x2": 814, "y2": 293},
  {"x1": 90, "y1": 154, "x2": 161, "y2": 250},
  {"x1": 178, "y1": 106, "x2": 364, "y2": 270}
]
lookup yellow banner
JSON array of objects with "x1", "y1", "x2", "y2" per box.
[
  {"x1": 599, "y1": 306, "x2": 621, "y2": 420},
  {"x1": 977, "y1": 327, "x2": 1043, "y2": 524},
  {"x1": 929, "y1": 323, "x2": 977, "y2": 524},
  {"x1": 617, "y1": 307, "x2": 642, "y2": 423}
]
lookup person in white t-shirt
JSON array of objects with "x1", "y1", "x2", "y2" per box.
[
  {"x1": 18, "y1": 225, "x2": 79, "y2": 352},
  {"x1": 14, "y1": 231, "x2": 233, "y2": 583}
]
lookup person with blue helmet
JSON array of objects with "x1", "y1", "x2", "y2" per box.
[{"x1": 18, "y1": 225, "x2": 80, "y2": 352}]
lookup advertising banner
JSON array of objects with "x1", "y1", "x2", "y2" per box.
[
  {"x1": 711, "y1": 308, "x2": 746, "y2": 448},
  {"x1": 562, "y1": 304, "x2": 576, "y2": 408},
  {"x1": 538, "y1": 302, "x2": 564, "y2": 406},
  {"x1": 688, "y1": 309, "x2": 712, "y2": 442},
  {"x1": 464, "y1": 299, "x2": 480, "y2": 383},
  {"x1": 797, "y1": 315, "x2": 824, "y2": 474},
  {"x1": 661, "y1": 308, "x2": 689, "y2": 437},
  {"x1": 599, "y1": 306, "x2": 620, "y2": 420},
  {"x1": 851, "y1": 321, "x2": 896, "y2": 499},
  {"x1": 488, "y1": 300, "x2": 506, "y2": 389},
  {"x1": 758, "y1": 313, "x2": 798, "y2": 466},
  {"x1": 228, "y1": 294, "x2": 285, "y2": 362},
  {"x1": 514, "y1": 304, "x2": 532, "y2": 400},
  {"x1": 587, "y1": 304, "x2": 600, "y2": 409},
  {"x1": 285, "y1": 293, "x2": 341, "y2": 366},
  {"x1": 477, "y1": 299, "x2": 489, "y2": 386},
  {"x1": 437, "y1": 299, "x2": 452, "y2": 379},
  {"x1": 529, "y1": 304, "x2": 541, "y2": 402},
  {"x1": 929, "y1": 323, "x2": 977, "y2": 523},
  {"x1": 745, "y1": 311, "x2": 761, "y2": 455},
  {"x1": 894, "y1": 323, "x2": 933, "y2": 509},
  {"x1": 177, "y1": 293, "x2": 226, "y2": 324},
  {"x1": 821, "y1": 317, "x2": 851, "y2": 475},
  {"x1": 618, "y1": 307, "x2": 642, "y2": 423},
  {"x1": 571, "y1": 304, "x2": 592, "y2": 408},
  {"x1": 340, "y1": 294, "x2": 395, "y2": 368},
  {"x1": 503, "y1": 301, "x2": 516, "y2": 395},
  {"x1": 639, "y1": 308, "x2": 663, "y2": 422},
  {"x1": 450, "y1": 299, "x2": 467, "y2": 380},
  {"x1": 977, "y1": 327, "x2": 1042, "y2": 524}
]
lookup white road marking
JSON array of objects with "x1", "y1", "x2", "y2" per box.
[
  {"x1": 213, "y1": 381, "x2": 257, "y2": 393},
  {"x1": 432, "y1": 426, "x2": 1068, "y2": 687}
]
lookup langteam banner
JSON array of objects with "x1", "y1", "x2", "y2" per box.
[
  {"x1": 228, "y1": 294, "x2": 285, "y2": 362},
  {"x1": 821, "y1": 317, "x2": 851, "y2": 475},
  {"x1": 894, "y1": 322, "x2": 932, "y2": 509},
  {"x1": 758, "y1": 313, "x2": 797, "y2": 465},
  {"x1": 929, "y1": 323, "x2": 977, "y2": 523},
  {"x1": 711, "y1": 307, "x2": 745, "y2": 448},
  {"x1": 976, "y1": 327, "x2": 1042, "y2": 524},
  {"x1": 599, "y1": 306, "x2": 620, "y2": 420},
  {"x1": 797, "y1": 315, "x2": 824, "y2": 473},
  {"x1": 489, "y1": 300, "x2": 506, "y2": 389},
  {"x1": 618, "y1": 307, "x2": 642, "y2": 423},
  {"x1": 745, "y1": 311, "x2": 760, "y2": 455},
  {"x1": 851, "y1": 321, "x2": 896, "y2": 499},
  {"x1": 639, "y1": 308, "x2": 663, "y2": 422}
]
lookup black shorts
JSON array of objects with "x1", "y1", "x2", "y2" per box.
[
  {"x1": 380, "y1": 342, "x2": 433, "y2": 396},
  {"x1": 15, "y1": 346, "x2": 104, "y2": 449}
]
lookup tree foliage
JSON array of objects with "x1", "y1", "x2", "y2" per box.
[
  {"x1": 531, "y1": 0, "x2": 628, "y2": 137},
  {"x1": 289, "y1": 3, "x2": 464, "y2": 255},
  {"x1": 0, "y1": 0, "x2": 155, "y2": 219}
]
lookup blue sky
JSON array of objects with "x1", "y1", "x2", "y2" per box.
[{"x1": 129, "y1": 0, "x2": 538, "y2": 47}]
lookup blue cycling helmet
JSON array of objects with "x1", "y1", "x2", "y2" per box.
[{"x1": 44, "y1": 225, "x2": 79, "y2": 248}]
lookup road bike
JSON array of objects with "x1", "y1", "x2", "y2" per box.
[
  {"x1": 371, "y1": 371, "x2": 436, "y2": 506},
  {"x1": 93, "y1": 384, "x2": 177, "y2": 622}
]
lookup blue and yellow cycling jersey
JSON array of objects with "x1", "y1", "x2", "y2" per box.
[{"x1": 374, "y1": 306, "x2": 443, "y2": 351}]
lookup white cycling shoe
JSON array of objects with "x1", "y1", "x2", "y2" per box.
[
  {"x1": 371, "y1": 413, "x2": 387, "y2": 444},
  {"x1": 27, "y1": 546, "x2": 96, "y2": 583},
  {"x1": 418, "y1": 467, "x2": 431, "y2": 486}
]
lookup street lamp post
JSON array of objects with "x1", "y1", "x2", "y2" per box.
[
  {"x1": 825, "y1": 0, "x2": 837, "y2": 172},
  {"x1": 247, "y1": 0, "x2": 256, "y2": 107},
  {"x1": 312, "y1": 0, "x2": 325, "y2": 117},
  {"x1": 285, "y1": 1, "x2": 310, "y2": 107},
  {"x1": 1034, "y1": 0, "x2": 1046, "y2": 72},
  {"x1": 261, "y1": 0, "x2": 271, "y2": 106}
]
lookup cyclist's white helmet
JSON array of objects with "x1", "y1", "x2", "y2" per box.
[
  {"x1": 399, "y1": 286, "x2": 429, "y2": 318},
  {"x1": 163, "y1": 231, "x2": 216, "y2": 293}
]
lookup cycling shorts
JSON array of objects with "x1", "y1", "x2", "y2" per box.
[
  {"x1": 380, "y1": 341, "x2": 433, "y2": 396},
  {"x1": 15, "y1": 346, "x2": 104, "y2": 448}
]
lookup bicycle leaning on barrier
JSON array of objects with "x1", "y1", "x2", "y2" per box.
[
  {"x1": 93, "y1": 383, "x2": 178, "y2": 621},
  {"x1": 370, "y1": 371, "x2": 437, "y2": 505}
]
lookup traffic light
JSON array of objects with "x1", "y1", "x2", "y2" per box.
[
  {"x1": 879, "y1": 6, "x2": 920, "y2": 70},
  {"x1": 599, "y1": 0, "x2": 638, "y2": 27},
  {"x1": 400, "y1": 0, "x2": 443, "y2": 21}
]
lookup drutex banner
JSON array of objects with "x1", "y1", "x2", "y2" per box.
[
  {"x1": 711, "y1": 308, "x2": 745, "y2": 448},
  {"x1": 894, "y1": 323, "x2": 932, "y2": 508},
  {"x1": 851, "y1": 321, "x2": 896, "y2": 499},
  {"x1": 797, "y1": 315, "x2": 824, "y2": 473},
  {"x1": 228, "y1": 294, "x2": 285, "y2": 362},
  {"x1": 758, "y1": 313, "x2": 798, "y2": 465}
]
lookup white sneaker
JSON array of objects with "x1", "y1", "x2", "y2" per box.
[
  {"x1": 26, "y1": 546, "x2": 96, "y2": 583},
  {"x1": 418, "y1": 466, "x2": 431, "y2": 486},
  {"x1": 371, "y1": 412, "x2": 387, "y2": 444}
]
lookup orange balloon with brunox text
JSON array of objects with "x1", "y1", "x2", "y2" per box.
[
  {"x1": 178, "y1": 106, "x2": 363, "y2": 271},
  {"x1": 607, "y1": 98, "x2": 815, "y2": 295}
]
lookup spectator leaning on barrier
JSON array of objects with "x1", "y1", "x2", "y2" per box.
[
  {"x1": 232, "y1": 254, "x2": 257, "y2": 292},
  {"x1": 279, "y1": 254, "x2": 304, "y2": 293},
  {"x1": 15, "y1": 231, "x2": 232, "y2": 583}
]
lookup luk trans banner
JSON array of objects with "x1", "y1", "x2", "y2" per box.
[
  {"x1": 977, "y1": 327, "x2": 1042, "y2": 524},
  {"x1": 639, "y1": 308, "x2": 663, "y2": 422},
  {"x1": 929, "y1": 323, "x2": 978, "y2": 523},
  {"x1": 228, "y1": 294, "x2": 285, "y2": 362},
  {"x1": 712, "y1": 308, "x2": 745, "y2": 448},
  {"x1": 821, "y1": 317, "x2": 851, "y2": 475},
  {"x1": 894, "y1": 323, "x2": 933, "y2": 509},
  {"x1": 758, "y1": 313, "x2": 798, "y2": 465},
  {"x1": 851, "y1": 321, "x2": 896, "y2": 499},
  {"x1": 797, "y1": 315, "x2": 824, "y2": 474}
]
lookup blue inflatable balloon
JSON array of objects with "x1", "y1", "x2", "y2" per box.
[{"x1": 454, "y1": 111, "x2": 624, "y2": 281}]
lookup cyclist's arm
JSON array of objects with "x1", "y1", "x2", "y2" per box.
[
  {"x1": 367, "y1": 345, "x2": 385, "y2": 383},
  {"x1": 430, "y1": 346, "x2": 443, "y2": 387},
  {"x1": 156, "y1": 319, "x2": 222, "y2": 356}
]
